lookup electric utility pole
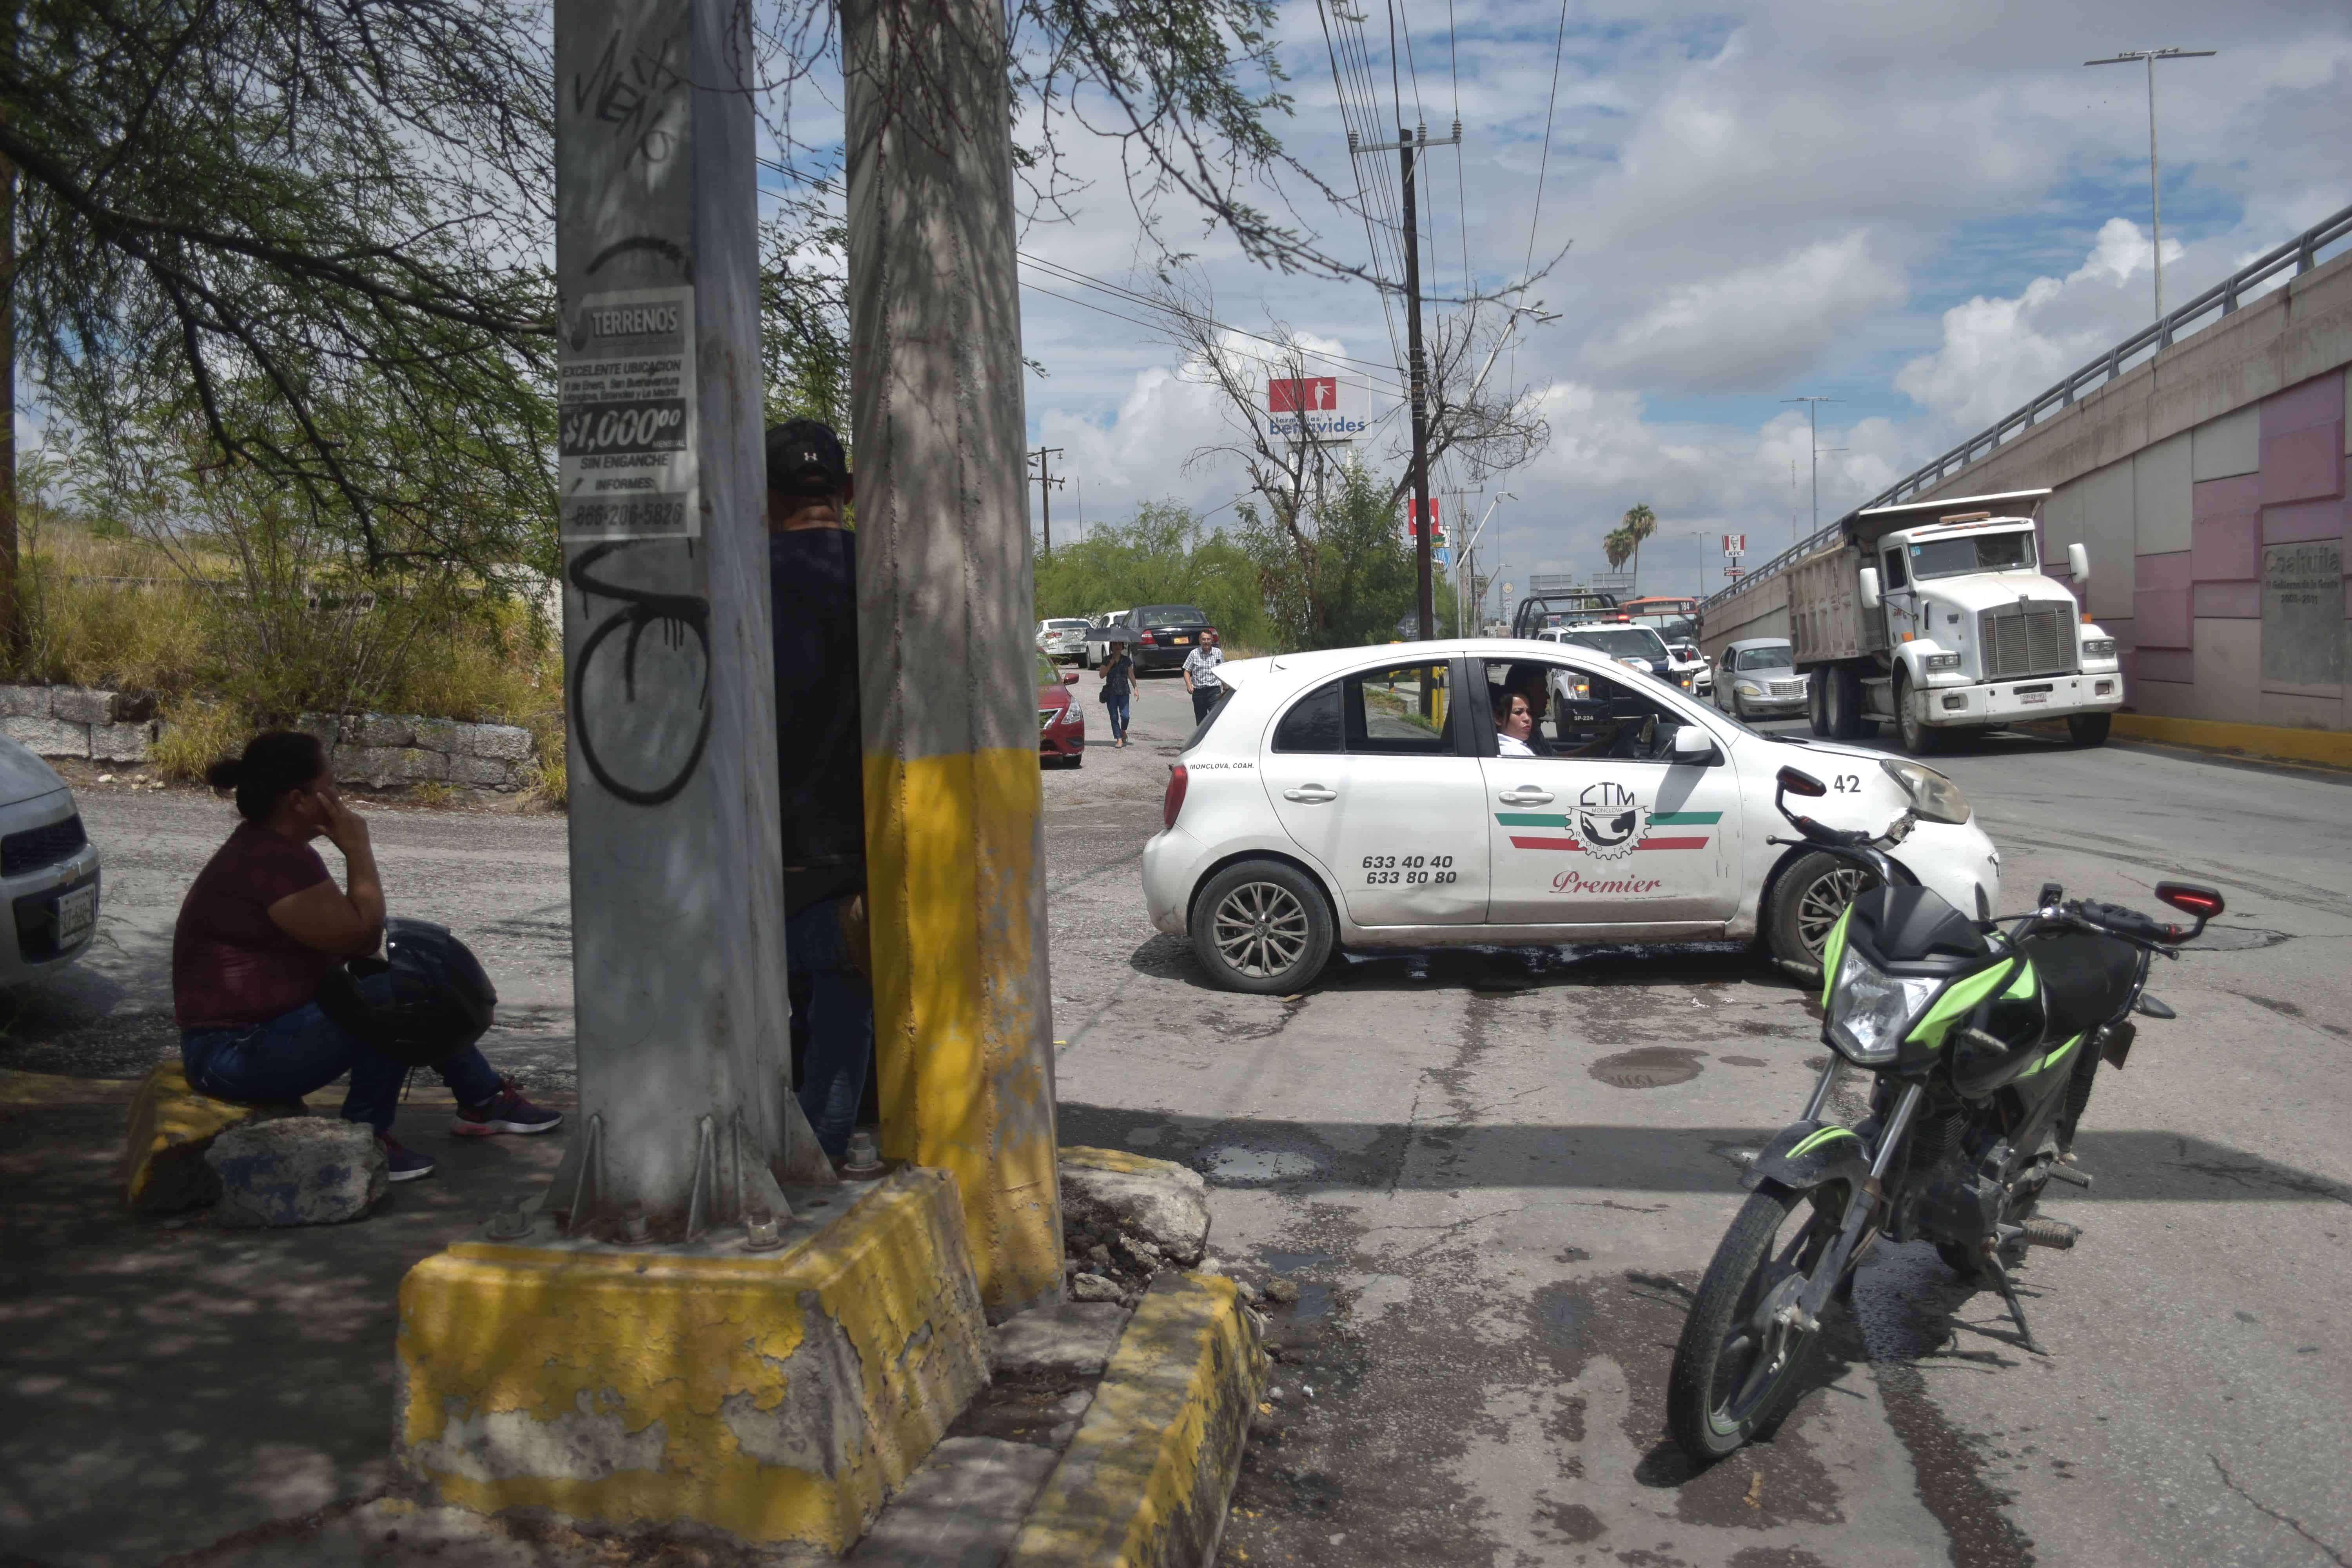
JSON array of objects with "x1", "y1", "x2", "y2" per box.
[
  {"x1": 1354, "y1": 119, "x2": 1461, "y2": 662},
  {"x1": 2085, "y1": 48, "x2": 2215, "y2": 323},
  {"x1": 1782, "y1": 396, "x2": 1843, "y2": 536},
  {"x1": 1029, "y1": 445, "x2": 1064, "y2": 555}
]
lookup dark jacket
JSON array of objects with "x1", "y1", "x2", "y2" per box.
[{"x1": 770, "y1": 527, "x2": 864, "y2": 914}]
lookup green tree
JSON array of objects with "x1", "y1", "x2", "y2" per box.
[
  {"x1": 1620, "y1": 503, "x2": 1657, "y2": 591},
  {"x1": 1604, "y1": 527, "x2": 1635, "y2": 572},
  {"x1": 1034, "y1": 500, "x2": 1270, "y2": 650},
  {"x1": 1240, "y1": 459, "x2": 1454, "y2": 652}
]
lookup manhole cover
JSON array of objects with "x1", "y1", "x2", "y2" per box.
[
  {"x1": 1202, "y1": 1147, "x2": 1321, "y2": 1182},
  {"x1": 1588, "y1": 1047, "x2": 1705, "y2": 1089},
  {"x1": 2180, "y1": 926, "x2": 2288, "y2": 953}
]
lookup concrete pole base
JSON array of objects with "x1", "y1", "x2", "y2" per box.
[{"x1": 394, "y1": 1167, "x2": 989, "y2": 1551}]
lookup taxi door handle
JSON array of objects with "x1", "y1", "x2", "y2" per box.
[
  {"x1": 1283, "y1": 785, "x2": 1338, "y2": 804},
  {"x1": 1497, "y1": 788, "x2": 1555, "y2": 806}
]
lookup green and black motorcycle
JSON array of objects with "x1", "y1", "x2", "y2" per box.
[{"x1": 1666, "y1": 763, "x2": 2223, "y2": 1463}]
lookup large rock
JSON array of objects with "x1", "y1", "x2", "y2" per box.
[
  {"x1": 0, "y1": 684, "x2": 52, "y2": 719},
  {"x1": 91, "y1": 721, "x2": 157, "y2": 763},
  {"x1": 347, "y1": 712, "x2": 417, "y2": 749},
  {"x1": 207, "y1": 1117, "x2": 387, "y2": 1227},
  {"x1": 446, "y1": 753, "x2": 520, "y2": 789},
  {"x1": 336, "y1": 744, "x2": 449, "y2": 786},
  {"x1": 121, "y1": 1063, "x2": 307, "y2": 1214},
  {"x1": 1059, "y1": 1146, "x2": 1212, "y2": 1267},
  {"x1": 455, "y1": 722, "x2": 534, "y2": 762},
  {"x1": 49, "y1": 687, "x2": 114, "y2": 725},
  {"x1": 3, "y1": 715, "x2": 87, "y2": 759}
]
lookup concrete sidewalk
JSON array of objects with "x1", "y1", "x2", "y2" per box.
[{"x1": 0, "y1": 1076, "x2": 571, "y2": 1567}]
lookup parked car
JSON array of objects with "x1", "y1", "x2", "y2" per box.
[
  {"x1": 1715, "y1": 639, "x2": 1809, "y2": 722},
  {"x1": 1120, "y1": 605, "x2": 1216, "y2": 674},
  {"x1": 1037, "y1": 650, "x2": 1085, "y2": 767},
  {"x1": 0, "y1": 738, "x2": 101, "y2": 982},
  {"x1": 1080, "y1": 610, "x2": 1132, "y2": 670},
  {"x1": 1036, "y1": 618, "x2": 1090, "y2": 664},
  {"x1": 1142, "y1": 637, "x2": 1997, "y2": 993}
]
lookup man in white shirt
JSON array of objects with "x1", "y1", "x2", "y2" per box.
[{"x1": 1182, "y1": 631, "x2": 1225, "y2": 723}]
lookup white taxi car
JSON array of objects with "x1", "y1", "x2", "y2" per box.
[{"x1": 1142, "y1": 639, "x2": 2000, "y2": 993}]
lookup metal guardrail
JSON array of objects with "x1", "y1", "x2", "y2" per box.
[{"x1": 1702, "y1": 201, "x2": 2352, "y2": 615}]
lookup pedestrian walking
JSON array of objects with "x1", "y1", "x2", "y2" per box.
[
  {"x1": 767, "y1": 419, "x2": 873, "y2": 1165},
  {"x1": 1098, "y1": 635, "x2": 1137, "y2": 747},
  {"x1": 1182, "y1": 629, "x2": 1225, "y2": 724}
]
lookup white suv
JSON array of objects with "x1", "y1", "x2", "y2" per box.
[{"x1": 1142, "y1": 639, "x2": 1997, "y2": 993}]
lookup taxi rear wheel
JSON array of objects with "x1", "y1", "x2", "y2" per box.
[{"x1": 1192, "y1": 860, "x2": 1334, "y2": 995}]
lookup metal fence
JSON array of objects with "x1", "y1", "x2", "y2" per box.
[{"x1": 1702, "y1": 201, "x2": 2352, "y2": 615}]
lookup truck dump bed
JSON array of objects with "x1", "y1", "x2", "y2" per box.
[{"x1": 1788, "y1": 544, "x2": 1877, "y2": 664}]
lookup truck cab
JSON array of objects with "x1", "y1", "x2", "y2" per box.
[{"x1": 1793, "y1": 490, "x2": 2123, "y2": 750}]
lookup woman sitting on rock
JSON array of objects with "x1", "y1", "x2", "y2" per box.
[{"x1": 172, "y1": 731, "x2": 558, "y2": 1181}]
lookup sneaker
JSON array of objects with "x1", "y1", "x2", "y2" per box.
[
  {"x1": 454, "y1": 1078, "x2": 564, "y2": 1138},
  {"x1": 381, "y1": 1134, "x2": 436, "y2": 1182}
]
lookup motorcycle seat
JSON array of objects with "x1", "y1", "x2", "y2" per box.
[{"x1": 2022, "y1": 931, "x2": 2139, "y2": 1044}]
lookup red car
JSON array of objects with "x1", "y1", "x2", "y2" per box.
[{"x1": 1037, "y1": 651, "x2": 1085, "y2": 768}]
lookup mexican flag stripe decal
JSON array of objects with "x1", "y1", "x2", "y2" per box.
[{"x1": 1495, "y1": 807, "x2": 1719, "y2": 852}]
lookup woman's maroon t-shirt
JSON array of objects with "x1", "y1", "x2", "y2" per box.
[{"x1": 172, "y1": 822, "x2": 341, "y2": 1029}]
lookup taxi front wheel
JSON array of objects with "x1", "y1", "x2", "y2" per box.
[{"x1": 1192, "y1": 860, "x2": 1335, "y2": 995}]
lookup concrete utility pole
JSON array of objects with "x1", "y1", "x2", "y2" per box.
[
  {"x1": 845, "y1": 0, "x2": 1063, "y2": 1313},
  {"x1": 1782, "y1": 396, "x2": 1843, "y2": 538},
  {"x1": 541, "y1": 0, "x2": 829, "y2": 1237},
  {"x1": 1029, "y1": 445, "x2": 1065, "y2": 555},
  {"x1": 2085, "y1": 48, "x2": 2216, "y2": 323}
]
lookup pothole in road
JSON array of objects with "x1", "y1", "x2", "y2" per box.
[
  {"x1": 1588, "y1": 1046, "x2": 1706, "y2": 1089},
  {"x1": 1203, "y1": 1146, "x2": 1322, "y2": 1182}
]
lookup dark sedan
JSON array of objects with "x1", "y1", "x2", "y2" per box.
[{"x1": 1124, "y1": 604, "x2": 1215, "y2": 673}]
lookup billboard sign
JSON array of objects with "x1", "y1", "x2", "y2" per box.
[
  {"x1": 1405, "y1": 495, "x2": 1444, "y2": 545},
  {"x1": 1723, "y1": 533, "x2": 1746, "y2": 558},
  {"x1": 1266, "y1": 376, "x2": 1371, "y2": 442}
]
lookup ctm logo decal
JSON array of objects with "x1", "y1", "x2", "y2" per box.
[{"x1": 1496, "y1": 781, "x2": 1718, "y2": 859}]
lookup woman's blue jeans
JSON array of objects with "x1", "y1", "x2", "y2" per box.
[
  {"x1": 181, "y1": 972, "x2": 503, "y2": 1133},
  {"x1": 1104, "y1": 691, "x2": 1131, "y2": 740},
  {"x1": 788, "y1": 894, "x2": 873, "y2": 1161}
]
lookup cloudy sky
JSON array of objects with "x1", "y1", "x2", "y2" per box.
[{"x1": 1008, "y1": 0, "x2": 2351, "y2": 609}]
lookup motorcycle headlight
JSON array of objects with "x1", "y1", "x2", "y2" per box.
[
  {"x1": 1827, "y1": 947, "x2": 1942, "y2": 1064},
  {"x1": 1881, "y1": 759, "x2": 1970, "y2": 824}
]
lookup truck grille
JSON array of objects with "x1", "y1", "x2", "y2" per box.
[{"x1": 1978, "y1": 604, "x2": 2075, "y2": 680}]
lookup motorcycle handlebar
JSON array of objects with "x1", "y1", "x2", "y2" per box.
[{"x1": 2059, "y1": 898, "x2": 2187, "y2": 948}]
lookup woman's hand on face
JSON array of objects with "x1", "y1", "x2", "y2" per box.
[{"x1": 316, "y1": 790, "x2": 371, "y2": 854}]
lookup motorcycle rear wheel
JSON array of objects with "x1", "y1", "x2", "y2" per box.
[{"x1": 1668, "y1": 1180, "x2": 1844, "y2": 1463}]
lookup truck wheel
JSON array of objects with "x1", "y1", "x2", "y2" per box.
[
  {"x1": 1192, "y1": 860, "x2": 1335, "y2": 995},
  {"x1": 1895, "y1": 671, "x2": 1939, "y2": 754},
  {"x1": 1807, "y1": 677, "x2": 1831, "y2": 737},
  {"x1": 1768, "y1": 851, "x2": 1880, "y2": 970},
  {"x1": 2067, "y1": 713, "x2": 2111, "y2": 748},
  {"x1": 1826, "y1": 666, "x2": 1871, "y2": 740}
]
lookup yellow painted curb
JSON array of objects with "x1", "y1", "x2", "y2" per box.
[
  {"x1": 0, "y1": 1067, "x2": 138, "y2": 1105},
  {"x1": 1008, "y1": 1272, "x2": 1269, "y2": 1568},
  {"x1": 2109, "y1": 713, "x2": 2352, "y2": 769},
  {"x1": 394, "y1": 1165, "x2": 990, "y2": 1551},
  {"x1": 118, "y1": 1063, "x2": 306, "y2": 1214}
]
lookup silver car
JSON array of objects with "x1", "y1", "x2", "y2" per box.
[
  {"x1": 0, "y1": 738, "x2": 100, "y2": 982},
  {"x1": 1716, "y1": 638, "x2": 1809, "y2": 722}
]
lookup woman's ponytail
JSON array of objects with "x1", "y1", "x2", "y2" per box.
[{"x1": 210, "y1": 731, "x2": 328, "y2": 822}]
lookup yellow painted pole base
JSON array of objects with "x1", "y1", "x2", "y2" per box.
[{"x1": 394, "y1": 1167, "x2": 989, "y2": 1551}]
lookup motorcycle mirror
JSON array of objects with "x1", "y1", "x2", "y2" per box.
[
  {"x1": 2037, "y1": 882, "x2": 2064, "y2": 909},
  {"x1": 2154, "y1": 882, "x2": 2223, "y2": 920},
  {"x1": 1775, "y1": 766, "x2": 1827, "y2": 798}
]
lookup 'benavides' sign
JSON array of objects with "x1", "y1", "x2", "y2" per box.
[{"x1": 1265, "y1": 376, "x2": 1371, "y2": 443}]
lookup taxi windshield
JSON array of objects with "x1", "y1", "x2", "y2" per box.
[{"x1": 1563, "y1": 626, "x2": 1669, "y2": 662}]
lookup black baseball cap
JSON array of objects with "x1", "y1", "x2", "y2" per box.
[{"x1": 766, "y1": 419, "x2": 848, "y2": 499}]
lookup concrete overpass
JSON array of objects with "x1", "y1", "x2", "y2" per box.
[{"x1": 1706, "y1": 203, "x2": 2352, "y2": 753}]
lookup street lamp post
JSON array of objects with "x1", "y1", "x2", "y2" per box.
[
  {"x1": 1781, "y1": 396, "x2": 1843, "y2": 537},
  {"x1": 2084, "y1": 47, "x2": 2217, "y2": 323}
]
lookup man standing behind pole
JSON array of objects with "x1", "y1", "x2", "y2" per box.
[
  {"x1": 1182, "y1": 628, "x2": 1225, "y2": 724},
  {"x1": 766, "y1": 419, "x2": 870, "y2": 1165}
]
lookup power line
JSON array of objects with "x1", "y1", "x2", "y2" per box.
[
  {"x1": 1015, "y1": 274, "x2": 1407, "y2": 396},
  {"x1": 1016, "y1": 252, "x2": 1401, "y2": 376},
  {"x1": 1509, "y1": 0, "x2": 1572, "y2": 396}
]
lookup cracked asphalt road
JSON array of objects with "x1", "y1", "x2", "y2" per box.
[{"x1": 9, "y1": 674, "x2": 2350, "y2": 1567}]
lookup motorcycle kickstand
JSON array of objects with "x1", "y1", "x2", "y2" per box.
[{"x1": 1983, "y1": 1251, "x2": 2045, "y2": 1357}]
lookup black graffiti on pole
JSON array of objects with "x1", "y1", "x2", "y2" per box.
[{"x1": 567, "y1": 540, "x2": 712, "y2": 807}]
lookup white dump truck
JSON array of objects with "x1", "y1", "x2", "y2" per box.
[{"x1": 1709, "y1": 488, "x2": 2125, "y2": 751}]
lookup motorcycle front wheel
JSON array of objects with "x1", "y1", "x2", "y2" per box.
[{"x1": 1668, "y1": 1180, "x2": 1845, "y2": 1463}]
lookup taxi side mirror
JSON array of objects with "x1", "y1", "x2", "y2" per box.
[{"x1": 1670, "y1": 726, "x2": 1714, "y2": 762}]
